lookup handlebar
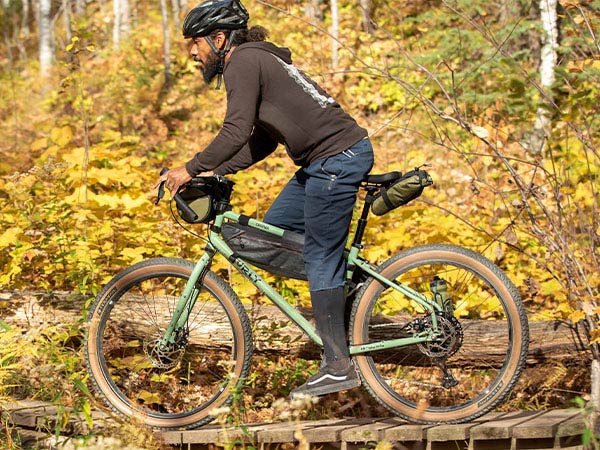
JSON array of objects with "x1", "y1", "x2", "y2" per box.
[
  {"x1": 155, "y1": 167, "x2": 169, "y2": 205},
  {"x1": 154, "y1": 167, "x2": 200, "y2": 222},
  {"x1": 155, "y1": 168, "x2": 233, "y2": 223}
]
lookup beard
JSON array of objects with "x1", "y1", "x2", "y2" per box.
[{"x1": 199, "y1": 52, "x2": 221, "y2": 84}]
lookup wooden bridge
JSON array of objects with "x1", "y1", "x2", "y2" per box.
[
  {"x1": 0, "y1": 293, "x2": 594, "y2": 449},
  {"x1": 3, "y1": 401, "x2": 588, "y2": 449}
]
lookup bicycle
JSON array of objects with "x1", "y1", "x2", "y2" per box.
[{"x1": 85, "y1": 169, "x2": 529, "y2": 430}]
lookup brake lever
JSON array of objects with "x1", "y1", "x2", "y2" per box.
[{"x1": 155, "y1": 167, "x2": 169, "y2": 205}]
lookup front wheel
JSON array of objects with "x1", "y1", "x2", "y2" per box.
[
  {"x1": 85, "y1": 258, "x2": 253, "y2": 430},
  {"x1": 350, "y1": 244, "x2": 529, "y2": 423}
]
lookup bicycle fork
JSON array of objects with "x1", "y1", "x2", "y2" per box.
[{"x1": 158, "y1": 248, "x2": 216, "y2": 351}]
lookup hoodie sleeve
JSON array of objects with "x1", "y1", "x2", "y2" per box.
[
  {"x1": 213, "y1": 124, "x2": 278, "y2": 175},
  {"x1": 185, "y1": 49, "x2": 261, "y2": 176}
]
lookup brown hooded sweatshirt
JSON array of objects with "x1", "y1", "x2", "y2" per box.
[{"x1": 185, "y1": 41, "x2": 368, "y2": 177}]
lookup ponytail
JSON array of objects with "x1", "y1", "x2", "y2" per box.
[
  {"x1": 245, "y1": 25, "x2": 269, "y2": 42},
  {"x1": 213, "y1": 25, "x2": 269, "y2": 46}
]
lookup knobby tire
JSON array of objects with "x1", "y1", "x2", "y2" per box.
[
  {"x1": 350, "y1": 244, "x2": 528, "y2": 423},
  {"x1": 85, "y1": 257, "x2": 253, "y2": 430}
]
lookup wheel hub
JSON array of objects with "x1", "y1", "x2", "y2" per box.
[
  {"x1": 143, "y1": 335, "x2": 186, "y2": 369},
  {"x1": 416, "y1": 313, "x2": 463, "y2": 358}
]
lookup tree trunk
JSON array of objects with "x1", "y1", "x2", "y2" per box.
[
  {"x1": 62, "y1": 0, "x2": 72, "y2": 44},
  {"x1": 2, "y1": 0, "x2": 13, "y2": 65},
  {"x1": 305, "y1": 0, "x2": 323, "y2": 22},
  {"x1": 330, "y1": 0, "x2": 339, "y2": 69},
  {"x1": 113, "y1": 0, "x2": 131, "y2": 49},
  {"x1": 360, "y1": 0, "x2": 373, "y2": 34},
  {"x1": 527, "y1": 0, "x2": 558, "y2": 154},
  {"x1": 160, "y1": 0, "x2": 172, "y2": 91},
  {"x1": 16, "y1": 0, "x2": 29, "y2": 58},
  {"x1": 171, "y1": 0, "x2": 181, "y2": 34},
  {"x1": 112, "y1": 0, "x2": 120, "y2": 48},
  {"x1": 38, "y1": 0, "x2": 54, "y2": 76},
  {"x1": 2, "y1": 292, "x2": 589, "y2": 365}
]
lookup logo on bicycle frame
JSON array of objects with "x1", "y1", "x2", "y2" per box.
[{"x1": 234, "y1": 258, "x2": 261, "y2": 284}]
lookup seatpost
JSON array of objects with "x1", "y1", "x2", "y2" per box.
[{"x1": 351, "y1": 187, "x2": 377, "y2": 249}]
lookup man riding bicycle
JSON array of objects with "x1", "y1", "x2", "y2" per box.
[{"x1": 154, "y1": 0, "x2": 374, "y2": 397}]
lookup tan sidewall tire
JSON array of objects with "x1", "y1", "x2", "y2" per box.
[
  {"x1": 86, "y1": 259, "x2": 251, "y2": 429},
  {"x1": 351, "y1": 246, "x2": 527, "y2": 423}
]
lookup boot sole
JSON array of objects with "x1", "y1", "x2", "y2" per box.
[{"x1": 290, "y1": 378, "x2": 361, "y2": 398}]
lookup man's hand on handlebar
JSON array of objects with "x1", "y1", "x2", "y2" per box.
[{"x1": 153, "y1": 166, "x2": 194, "y2": 197}]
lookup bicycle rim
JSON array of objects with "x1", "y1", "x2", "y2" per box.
[
  {"x1": 86, "y1": 258, "x2": 253, "y2": 429},
  {"x1": 350, "y1": 244, "x2": 528, "y2": 423}
]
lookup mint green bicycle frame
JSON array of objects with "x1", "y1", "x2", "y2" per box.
[{"x1": 159, "y1": 210, "x2": 444, "y2": 354}]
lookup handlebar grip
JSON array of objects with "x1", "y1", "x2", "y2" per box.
[
  {"x1": 173, "y1": 193, "x2": 199, "y2": 223},
  {"x1": 155, "y1": 167, "x2": 169, "y2": 205}
]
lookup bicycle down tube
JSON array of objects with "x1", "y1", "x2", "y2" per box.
[{"x1": 160, "y1": 210, "x2": 444, "y2": 354}]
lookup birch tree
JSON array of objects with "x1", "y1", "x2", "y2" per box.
[
  {"x1": 160, "y1": 0, "x2": 172, "y2": 90},
  {"x1": 62, "y1": 0, "x2": 73, "y2": 45},
  {"x1": 113, "y1": 0, "x2": 131, "y2": 49},
  {"x1": 330, "y1": 0, "x2": 339, "y2": 68},
  {"x1": 38, "y1": 0, "x2": 54, "y2": 75},
  {"x1": 527, "y1": 0, "x2": 558, "y2": 154},
  {"x1": 305, "y1": 0, "x2": 323, "y2": 22},
  {"x1": 171, "y1": 0, "x2": 181, "y2": 32},
  {"x1": 360, "y1": 0, "x2": 373, "y2": 33}
]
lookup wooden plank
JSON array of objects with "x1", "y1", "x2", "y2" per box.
[
  {"x1": 159, "y1": 425, "x2": 222, "y2": 445},
  {"x1": 470, "y1": 411, "x2": 543, "y2": 440},
  {"x1": 300, "y1": 418, "x2": 374, "y2": 443},
  {"x1": 556, "y1": 412, "x2": 587, "y2": 438},
  {"x1": 427, "y1": 412, "x2": 507, "y2": 442},
  {"x1": 341, "y1": 418, "x2": 404, "y2": 443},
  {"x1": 285, "y1": 418, "x2": 349, "y2": 444},
  {"x1": 511, "y1": 409, "x2": 581, "y2": 439},
  {"x1": 216, "y1": 422, "x2": 274, "y2": 445},
  {"x1": 384, "y1": 421, "x2": 432, "y2": 442},
  {"x1": 255, "y1": 421, "x2": 303, "y2": 443}
]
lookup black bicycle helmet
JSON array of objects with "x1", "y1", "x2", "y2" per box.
[{"x1": 182, "y1": 0, "x2": 249, "y2": 38}]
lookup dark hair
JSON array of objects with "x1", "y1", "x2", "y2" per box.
[{"x1": 210, "y1": 25, "x2": 269, "y2": 46}]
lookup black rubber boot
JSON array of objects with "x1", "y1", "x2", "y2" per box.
[
  {"x1": 290, "y1": 287, "x2": 360, "y2": 397},
  {"x1": 312, "y1": 286, "x2": 350, "y2": 369}
]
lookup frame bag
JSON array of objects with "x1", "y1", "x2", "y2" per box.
[
  {"x1": 371, "y1": 168, "x2": 433, "y2": 216},
  {"x1": 222, "y1": 222, "x2": 307, "y2": 280}
]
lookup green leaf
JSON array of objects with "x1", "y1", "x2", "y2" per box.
[{"x1": 73, "y1": 377, "x2": 92, "y2": 397}]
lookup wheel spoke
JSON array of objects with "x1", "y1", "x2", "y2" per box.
[
  {"x1": 86, "y1": 258, "x2": 253, "y2": 429},
  {"x1": 351, "y1": 245, "x2": 528, "y2": 423}
]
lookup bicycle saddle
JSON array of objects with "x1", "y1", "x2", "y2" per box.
[{"x1": 364, "y1": 171, "x2": 402, "y2": 186}]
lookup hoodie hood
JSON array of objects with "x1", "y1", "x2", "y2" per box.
[{"x1": 227, "y1": 41, "x2": 293, "y2": 66}]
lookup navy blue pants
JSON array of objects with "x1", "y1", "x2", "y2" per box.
[{"x1": 264, "y1": 138, "x2": 374, "y2": 292}]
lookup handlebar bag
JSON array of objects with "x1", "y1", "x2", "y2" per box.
[
  {"x1": 222, "y1": 222, "x2": 307, "y2": 280},
  {"x1": 371, "y1": 168, "x2": 433, "y2": 216},
  {"x1": 176, "y1": 185, "x2": 216, "y2": 224}
]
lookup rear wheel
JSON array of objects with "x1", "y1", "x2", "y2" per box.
[
  {"x1": 85, "y1": 257, "x2": 253, "y2": 430},
  {"x1": 350, "y1": 244, "x2": 528, "y2": 423}
]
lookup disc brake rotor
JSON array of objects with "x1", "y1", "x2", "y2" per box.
[
  {"x1": 416, "y1": 313, "x2": 463, "y2": 358},
  {"x1": 144, "y1": 337, "x2": 185, "y2": 369}
]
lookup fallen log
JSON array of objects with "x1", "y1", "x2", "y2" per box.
[{"x1": 0, "y1": 291, "x2": 590, "y2": 365}]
